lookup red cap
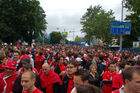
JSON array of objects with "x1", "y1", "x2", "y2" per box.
[
  {"x1": 116, "y1": 57, "x2": 121, "y2": 62},
  {"x1": 104, "y1": 54, "x2": 108, "y2": 57},
  {"x1": 3, "y1": 61, "x2": 16, "y2": 70}
]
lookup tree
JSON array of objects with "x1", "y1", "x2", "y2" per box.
[
  {"x1": 0, "y1": 0, "x2": 47, "y2": 44},
  {"x1": 80, "y1": 5, "x2": 115, "y2": 44},
  {"x1": 122, "y1": 0, "x2": 140, "y2": 48},
  {"x1": 50, "y1": 31, "x2": 63, "y2": 44},
  {"x1": 74, "y1": 36, "x2": 82, "y2": 42}
]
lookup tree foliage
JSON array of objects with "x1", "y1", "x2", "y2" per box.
[
  {"x1": 0, "y1": 0, "x2": 47, "y2": 44},
  {"x1": 80, "y1": 5, "x2": 115, "y2": 44},
  {"x1": 123, "y1": 0, "x2": 140, "y2": 48},
  {"x1": 74, "y1": 36, "x2": 82, "y2": 42},
  {"x1": 50, "y1": 31, "x2": 63, "y2": 44}
]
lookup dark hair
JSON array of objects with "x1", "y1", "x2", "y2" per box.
[
  {"x1": 108, "y1": 62, "x2": 115, "y2": 67},
  {"x1": 39, "y1": 51, "x2": 43, "y2": 56},
  {"x1": 122, "y1": 67, "x2": 140, "y2": 85},
  {"x1": 21, "y1": 49, "x2": 26, "y2": 55},
  {"x1": 41, "y1": 59, "x2": 48, "y2": 67},
  {"x1": 23, "y1": 64, "x2": 33, "y2": 71},
  {"x1": 99, "y1": 55, "x2": 104, "y2": 61},
  {"x1": 75, "y1": 69, "x2": 89, "y2": 82},
  {"x1": 67, "y1": 60, "x2": 77, "y2": 67},
  {"x1": 13, "y1": 50, "x2": 20, "y2": 55},
  {"x1": 5, "y1": 50, "x2": 11, "y2": 57},
  {"x1": 57, "y1": 56, "x2": 64, "y2": 61},
  {"x1": 25, "y1": 51, "x2": 30, "y2": 54},
  {"x1": 77, "y1": 84, "x2": 101, "y2": 93},
  {"x1": 136, "y1": 60, "x2": 140, "y2": 66},
  {"x1": 119, "y1": 61, "x2": 131, "y2": 69}
]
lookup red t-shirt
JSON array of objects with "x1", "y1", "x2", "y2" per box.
[
  {"x1": 59, "y1": 64, "x2": 66, "y2": 72},
  {"x1": 112, "y1": 74, "x2": 124, "y2": 89},
  {"x1": 35, "y1": 54, "x2": 45, "y2": 71},
  {"x1": 40, "y1": 70, "x2": 62, "y2": 93},
  {"x1": 22, "y1": 88, "x2": 43, "y2": 93},
  {"x1": 102, "y1": 71, "x2": 117, "y2": 93},
  {"x1": 112, "y1": 89, "x2": 120, "y2": 93},
  {"x1": 105, "y1": 60, "x2": 111, "y2": 71}
]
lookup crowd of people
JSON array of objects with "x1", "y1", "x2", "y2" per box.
[{"x1": 0, "y1": 45, "x2": 140, "y2": 93}]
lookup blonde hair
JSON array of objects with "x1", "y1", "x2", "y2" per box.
[{"x1": 89, "y1": 64, "x2": 97, "y2": 71}]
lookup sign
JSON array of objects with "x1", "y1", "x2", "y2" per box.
[
  {"x1": 111, "y1": 21, "x2": 131, "y2": 35},
  {"x1": 62, "y1": 32, "x2": 68, "y2": 37},
  {"x1": 138, "y1": 36, "x2": 140, "y2": 41},
  {"x1": 133, "y1": 42, "x2": 139, "y2": 48}
]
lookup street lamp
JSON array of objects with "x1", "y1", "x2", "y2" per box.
[{"x1": 120, "y1": 0, "x2": 124, "y2": 50}]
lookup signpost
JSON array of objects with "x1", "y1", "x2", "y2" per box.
[
  {"x1": 111, "y1": 21, "x2": 131, "y2": 35},
  {"x1": 111, "y1": 21, "x2": 131, "y2": 50},
  {"x1": 62, "y1": 32, "x2": 68, "y2": 45}
]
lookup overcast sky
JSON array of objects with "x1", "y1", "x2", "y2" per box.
[{"x1": 39, "y1": 0, "x2": 128, "y2": 40}]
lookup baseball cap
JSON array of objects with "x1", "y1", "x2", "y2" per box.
[{"x1": 22, "y1": 58, "x2": 30, "y2": 63}]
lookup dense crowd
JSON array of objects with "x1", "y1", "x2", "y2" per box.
[{"x1": 0, "y1": 45, "x2": 140, "y2": 93}]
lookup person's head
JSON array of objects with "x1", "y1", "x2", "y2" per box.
[
  {"x1": 76, "y1": 84, "x2": 101, "y2": 93},
  {"x1": 0, "y1": 51, "x2": 6, "y2": 65},
  {"x1": 21, "y1": 71, "x2": 36, "y2": 91},
  {"x1": 3, "y1": 61, "x2": 16, "y2": 76},
  {"x1": 13, "y1": 51, "x2": 20, "y2": 61},
  {"x1": 119, "y1": 61, "x2": 131, "y2": 71},
  {"x1": 108, "y1": 63, "x2": 116, "y2": 72},
  {"x1": 66, "y1": 60, "x2": 77, "y2": 75},
  {"x1": 89, "y1": 64, "x2": 97, "y2": 74},
  {"x1": 73, "y1": 69, "x2": 89, "y2": 87},
  {"x1": 136, "y1": 60, "x2": 140, "y2": 66},
  {"x1": 22, "y1": 58, "x2": 30, "y2": 67},
  {"x1": 21, "y1": 49, "x2": 26, "y2": 55},
  {"x1": 39, "y1": 51, "x2": 43, "y2": 56},
  {"x1": 122, "y1": 67, "x2": 140, "y2": 93},
  {"x1": 5, "y1": 50, "x2": 12, "y2": 57},
  {"x1": 98, "y1": 55, "x2": 104, "y2": 61},
  {"x1": 42, "y1": 63, "x2": 50, "y2": 75},
  {"x1": 23, "y1": 64, "x2": 33, "y2": 72},
  {"x1": 41, "y1": 59, "x2": 48, "y2": 67},
  {"x1": 58, "y1": 56, "x2": 64, "y2": 65}
]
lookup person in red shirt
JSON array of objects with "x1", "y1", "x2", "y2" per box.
[
  {"x1": 21, "y1": 71, "x2": 43, "y2": 93},
  {"x1": 40, "y1": 62, "x2": 62, "y2": 93},
  {"x1": 54, "y1": 56, "x2": 66, "y2": 80},
  {"x1": 112, "y1": 62, "x2": 131, "y2": 91},
  {"x1": 18, "y1": 58, "x2": 38, "y2": 75},
  {"x1": 62, "y1": 60, "x2": 78, "y2": 93},
  {"x1": 0, "y1": 61, "x2": 18, "y2": 93},
  {"x1": 102, "y1": 63, "x2": 117, "y2": 93},
  {"x1": 5, "y1": 50, "x2": 13, "y2": 62},
  {"x1": 20, "y1": 49, "x2": 30, "y2": 61},
  {"x1": 35, "y1": 51, "x2": 45, "y2": 72},
  {"x1": 13, "y1": 51, "x2": 21, "y2": 67},
  {"x1": 0, "y1": 52, "x2": 6, "y2": 73},
  {"x1": 112, "y1": 67, "x2": 140, "y2": 93}
]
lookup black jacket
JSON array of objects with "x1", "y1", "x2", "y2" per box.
[
  {"x1": 88, "y1": 73, "x2": 100, "y2": 87},
  {"x1": 13, "y1": 73, "x2": 41, "y2": 93},
  {"x1": 62, "y1": 75, "x2": 70, "y2": 93},
  {"x1": 54, "y1": 64, "x2": 63, "y2": 79},
  {"x1": 41, "y1": 82, "x2": 63, "y2": 93}
]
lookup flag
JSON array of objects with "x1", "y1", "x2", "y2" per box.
[{"x1": 17, "y1": 41, "x2": 20, "y2": 49}]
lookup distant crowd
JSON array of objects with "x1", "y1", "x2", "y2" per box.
[{"x1": 0, "y1": 45, "x2": 140, "y2": 93}]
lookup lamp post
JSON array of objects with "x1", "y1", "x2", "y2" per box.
[{"x1": 120, "y1": 1, "x2": 124, "y2": 50}]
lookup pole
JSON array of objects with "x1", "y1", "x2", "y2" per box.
[
  {"x1": 43, "y1": 35, "x2": 44, "y2": 45},
  {"x1": 64, "y1": 29, "x2": 66, "y2": 45},
  {"x1": 120, "y1": 1, "x2": 123, "y2": 50}
]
